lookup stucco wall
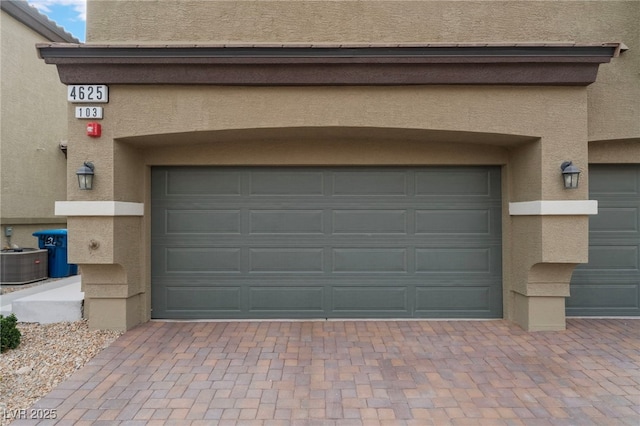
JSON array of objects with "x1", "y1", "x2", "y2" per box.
[
  {"x1": 86, "y1": 0, "x2": 640, "y2": 144},
  {"x1": 62, "y1": 82, "x2": 591, "y2": 330},
  {"x1": 60, "y1": 0, "x2": 638, "y2": 330},
  {"x1": 1, "y1": 10, "x2": 68, "y2": 248},
  {"x1": 67, "y1": 85, "x2": 588, "y2": 203},
  {"x1": 589, "y1": 138, "x2": 640, "y2": 163}
]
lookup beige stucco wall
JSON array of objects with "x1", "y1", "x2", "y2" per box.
[
  {"x1": 66, "y1": 85, "x2": 592, "y2": 206},
  {"x1": 64, "y1": 84, "x2": 591, "y2": 331},
  {"x1": 589, "y1": 138, "x2": 640, "y2": 163},
  {"x1": 59, "y1": 0, "x2": 639, "y2": 330},
  {"x1": 1, "y1": 11, "x2": 68, "y2": 249},
  {"x1": 86, "y1": 0, "x2": 640, "y2": 144}
]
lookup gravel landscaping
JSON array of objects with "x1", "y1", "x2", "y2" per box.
[{"x1": 0, "y1": 320, "x2": 122, "y2": 425}]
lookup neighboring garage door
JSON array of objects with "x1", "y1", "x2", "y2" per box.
[
  {"x1": 151, "y1": 166, "x2": 502, "y2": 319},
  {"x1": 568, "y1": 164, "x2": 640, "y2": 316}
]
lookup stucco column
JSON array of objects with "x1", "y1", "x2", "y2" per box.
[
  {"x1": 57, "y1": 124, "x2": 147, "y2": 331},
  {"x1": 507, "y1": 135, "x2": 596, "y2": 331},
  {"x1": 508, "y1": 215, "x2": 592, "y2": 330},
  {"x1": 55, "y1": 203, "x2": 145, "y2": 331}
]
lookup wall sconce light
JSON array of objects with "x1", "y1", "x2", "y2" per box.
[
  {"x1": 76, "y1": 162, "x2": 95, "y2": 190},
  {"x1": 560, "y1": 161, "x2": 580, "y2": 189}
]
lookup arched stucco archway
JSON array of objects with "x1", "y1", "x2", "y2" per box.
[{"x1": 62, "y1": 85, "x2": 592, "y2": 332}]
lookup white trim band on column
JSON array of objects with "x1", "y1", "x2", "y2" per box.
[
  {"x1": 509, "y1": 200, "x2": 598, "y2": 216},
  {"x1": 55, "y1": 201, "x2": 144, "y2": 216}
]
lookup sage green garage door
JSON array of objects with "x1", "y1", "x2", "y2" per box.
[
  {"x1": 151, "y1": 167, "x2": 502, "y2": 319},
  {"x1": 568, "y1": 164, "x2": 640, "y2": 316}
]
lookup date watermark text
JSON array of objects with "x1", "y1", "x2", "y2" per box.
[{"x1": 2, "y1": 408, "x2": 57, "y2": 420}]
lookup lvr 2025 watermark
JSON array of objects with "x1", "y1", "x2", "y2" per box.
[{"x1": 2, "y1": 408, "x2": 57, "y2": 420}]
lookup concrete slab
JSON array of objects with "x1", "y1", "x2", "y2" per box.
[{"x1": 1, "y1": 276, "x2": 83, "y2": 323}]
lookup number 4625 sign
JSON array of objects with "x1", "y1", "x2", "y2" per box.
[{"x1": 67, "y1": 85, "x2": 108, "y2": 103}]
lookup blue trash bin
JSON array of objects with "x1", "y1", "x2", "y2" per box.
[{"x1": 32, "y1": 229, "x2": 78, "y2": 278}]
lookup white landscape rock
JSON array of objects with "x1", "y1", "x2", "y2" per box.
[
  {"x1": 15, "y1": 366, "x2": 32, "y2": 375},
  {"x1": 0, "y1": 321, "x2": 122, "y2": 419}
]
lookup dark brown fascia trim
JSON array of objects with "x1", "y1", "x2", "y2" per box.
[
  {"x1": 2, "y1": 1, "x2": 78, "y2": 43},
  {"x1": 37, "y1": 43, "x2": 620, "y2": 86}
]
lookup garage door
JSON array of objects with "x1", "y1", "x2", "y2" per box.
[
  {"x1": 151, "y1": 167, "x2": 502, "y2": 319},
  {"x1": 568, "y1": 164, "x2": 640, "y2": 316}
]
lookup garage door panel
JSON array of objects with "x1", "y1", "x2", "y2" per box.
[
  {"x1": 333, "y1": 210, "x2": 407, "y2": 234},
  {"x1": 416, "y1": 209, "x2": 490, "y2": 234},
  {"x1": 415, "y1": 286, "x2": 494, "y2": 314},
  {"x1": 249, "y1": 248, "x2": 324, "y2": 273},
  {"x1": 590, "y1": 207, "x2": 638, "y2": 233},
  {"x1": 582, "y1": 246, "x2": 638, "y2": 270},
  {"x1": 249, "y1": 171, "x2": 324, "y2": 195},
  {"x1": 166, "y1": 210, "x2": 241, "y2": 234},
  {"x1": 332, "y1": 286, "x2": 408, "y2": 313},
  {"x1": 152, "y1": 167, "x2": 503, "y2": 319},
  {"x1": 249, "y1": 286, "x2": 325, "y2": 312},
  {"x1": 416, "y1": 248, "x2": 495, "y2": 273},
  {"x1": 250, "y1": 210, "x2": 324, "y2": 234},
  {"x1": 333, "y1": 171, "x2": 408, "y2": 196},
  {"x1": 332, "y1": 248, "x2": 408, "y2": 273},
  {"x1": 589, "y1": 167, "x2": 639, "y2": 195},
  {"x1": 165, "y1": 286, "x2": 242, "y2": 312},
  {"x1": 567, "y1": 284, "x2": 639, "y2": 311},
  {"x1": 165, "y1": 169, "x2": 242, "y2": 196},
  {"x1": 165, "y1": 248, "x2": 242, "y2": 273}
]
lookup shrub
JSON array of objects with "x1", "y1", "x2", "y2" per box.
[{"x1": 1, "y1": 314, "x2": 21, "y2": 352}]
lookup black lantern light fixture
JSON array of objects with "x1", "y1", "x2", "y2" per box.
[
  {"x1": 560, "y1": 161, "x2": 580, "y2": 189},
  {"x1": 76, "y1": 162, "x2": 95, "y2": 190}
]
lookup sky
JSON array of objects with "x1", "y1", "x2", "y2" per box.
[{"x1": 28, "y1": 0, "x2": 86, "y2": 42}]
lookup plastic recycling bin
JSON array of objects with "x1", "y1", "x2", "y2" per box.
[{"x1": 32, "y1": 229, "x2": 78, "y2": 278}]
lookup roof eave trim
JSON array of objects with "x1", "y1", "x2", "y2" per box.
[{"x1": 36, "y1": 43, "x2": 621, "y2": 86}]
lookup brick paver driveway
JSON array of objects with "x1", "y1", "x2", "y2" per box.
[{"x1": 19, "y1": 319, "x2": 640, "y2": 425}]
